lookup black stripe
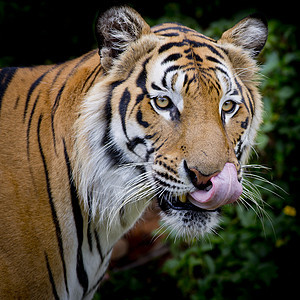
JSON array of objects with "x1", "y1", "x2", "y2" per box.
[
  {"x1": 94, "y1": 230, "x2": 104, "y2": 262},
  {"x1": 127, "y1": 137, "x2": 146, "y2": 153},
  {"x1": 52, "y1": 83, "x2": 66, "y2": 116},
  {"x1": 145, "y1": 133, "x2": 157, "y2": 140},
  {"x1": 51, "y1": 52, "x2": 96, "y2": 153},
  {"x1": 145, "y1": 147, "x2": 154, "y2": 162},
  {"x1": 234, "y1": 78, "x2": 250, "y2": 114},
  {"x1": 187, "y1": 40, "x2": 224, "y2": 59},
  {"x1": 134, "y1": 57, "x2": 151, "y2": 108},
  {"x1": 87, "y1": 214, "x2": 93, "y2": 252},
  {"x1": 136, "y1": 109, "x2": 149, "y2": 128},
  {"x1": 135, "y1": 93, "x2": 145, "y2": 106},
  {"x1": 153, "y1": 24, "x2": 195, "y2": 34},
  {"x1": 23, "y1": 68, "x2": 52, "y2": 122},
  {"x1": 185, "y1": 74, "x2": 196, "y2": 94},
  {"x1": 101, "y1": 81, "x2": 128, "y2": 166},
  {"x1": 45, "y1": 252, "x2": 60, "y2": 300},
  {"x1": 119, "y1": 88, "x2": 131, "y2": 140},
  {"x1": 165, "y1": 65, "x2": 181, "y2": 73},
  {"x1": 63, "y1": 51, "x2": 96, "y2": 84},
  {"x1": 160, "y1": 32, "x2": 179, "y2": 37},
  {"x1": 136, "y1": 58, "x2": 150, "y2": 93},
  {"x1": 158, "y1": 41, "x2": 186, "y2": 54},
  {"x1": 183, "y1": 74, "x2": 189, "y2": 87},
  {"x1": 191, "y1": 33, "x2": 217, "y2": 43},
  {"x1": 208, "y1": 77, "x2": 221, "y2": 96},
  {"x1": 80, "y1": 64, "x2": 101, "y2": 93},
  {"x1": 162, "y1": 65, "x2": 181, "y2": 88},
  {"x1": 51, "y1": 83, "x2": 66, "y2": 153},
  {"x1": 26, "y1": 93, "x2": 40, "y2": 160},
  {"x1": 155, "y1": 138, "x2": 168, "y2": 152},
  {"x1": 0, "y1": 67, "x2": 18, "y2": 114},
  {"x1": 185, "y1": 52, "x2": 203, "y2": 63},
  {"x1": 245, "y1": 87, "x2": 254, "y2": 116},
  {"x1": 86, "y1": 273, "x2": 106, "y2": 297},
  {"x1": 153, "y1": 24, "x2": 215, "y2": 42},
  {"x1": 37, "y1": 115, "x2": 69, "y2": 296},
  {"x1": 230, "y1": 89, "x2": 239, "y2": 96},
  {"x1": 151, "y1": 83, "x2": 163, "y2": 91},
  {"x1": 215, "y1": 66, "x2": 230, "y2": 78},
  {"x1": 102, "y1": 81, "x2": 122, "y2": 145},
  {"x1": 51, "y1": 65, "x2": 67, "y2": 89},
  {"x1": 221, "y1": 110, "x2": 226, "y2": 125},
  {"x1": 63, "y1": 139, "x2": 89, "y2": 296},
  {"x1": 87, "y1": 190, "x2": 95, "y2": 251},
  {"x1": 85, "y1": 66, "x2": 102, "y2": 92},
  {"x1": 184, "y1": 47, "x2": 204, "y2": 63},
  {"x1": 162, "y1": 53, "x2": 182, "y2": 64},
  {"x1": 206, "y1": 55, "x2": 223, "y2": 65},
  {"x1": 236, "y1": 140, "x2": 244, "y2": 161},
  {"x1": 14, "y1": 96, "x2": 20, "y2": 109}
]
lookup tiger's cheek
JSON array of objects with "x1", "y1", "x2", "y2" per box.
[{"x1": 225, "y1": 106, "x2": 251, "y2": 149}]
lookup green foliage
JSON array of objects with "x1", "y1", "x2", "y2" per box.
[
  {"x1": 258, "y1": 20, "x2": 300, "y2": 181},
  {"x1": 162, "y1": 204, "x2": 297, "y2": 299}
]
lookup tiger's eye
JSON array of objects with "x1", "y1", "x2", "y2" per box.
[
  {"x1": 222, "y1": 100, "x2": 236, "y2": 113},
  {"x1": 154, "y1": 96, "x2": 172, "y2": 109}
]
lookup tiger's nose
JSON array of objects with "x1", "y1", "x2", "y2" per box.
[{"x1": 183, "y1": 160, "x2": 219, "y2": 189}]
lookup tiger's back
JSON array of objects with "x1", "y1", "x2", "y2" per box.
[{"x1": 0, "y1": 52, "x2": 106, "y2": 297}]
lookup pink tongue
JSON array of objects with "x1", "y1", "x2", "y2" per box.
[{"x1": 189, "y1": 163, "x2": 242, "y2": 210}]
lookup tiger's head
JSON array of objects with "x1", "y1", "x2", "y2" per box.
[{"x1": 75, "y1": 6, "x2": 268, "y2": 241}]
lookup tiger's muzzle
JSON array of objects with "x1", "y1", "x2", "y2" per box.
[{"x1": 158, "y1": 162, "x2": 242, "y2": 213}]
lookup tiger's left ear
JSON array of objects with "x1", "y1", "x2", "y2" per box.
[
  {"x1": 95, "y1": 6, "x2": 151, "y2": 71},
  {"x1": 219, "y1": 13, "x2": 268, "y2": 57}
]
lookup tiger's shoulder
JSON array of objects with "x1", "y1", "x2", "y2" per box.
[{"x1": 0, "y1": 50, "x2": 100, "y2": 118}]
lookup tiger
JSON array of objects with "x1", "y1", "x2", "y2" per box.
[{"x1": 0, "y1": 6, "x2": 268, "y2": 299}]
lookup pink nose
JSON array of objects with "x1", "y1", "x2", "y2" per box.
[
  {"x1": 188, "y1": 167, "x2": 219, "y2": 188},
  {"x1": 188, "y1": 163, "x2": 243, "y2": 210}
]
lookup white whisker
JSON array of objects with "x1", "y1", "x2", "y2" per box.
[{"x1": 238, "y1": 163, "x2": 285, "y2": 236}]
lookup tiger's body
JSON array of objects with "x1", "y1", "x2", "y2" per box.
[
  {"x1": 0, "y1": 52, "x2": 110, "y2": 298},
  {"x1": 0, "y1": 7, "x2": 267, "y2": 299}
]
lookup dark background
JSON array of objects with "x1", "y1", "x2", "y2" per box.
[{"x1": 0, "y1": 0, "x2": 298, "y2": 67}]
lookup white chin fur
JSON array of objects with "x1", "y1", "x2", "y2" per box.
[{"x1": 159, "y1": 209, "x2": 221, "y2": 241}]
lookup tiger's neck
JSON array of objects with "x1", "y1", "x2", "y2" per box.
[
  {"x1": 70, "y1": 56, "x2": 152, "y2": 248},
  {"x1": 51, "y1": 50, "x2": 151, "y2": 249},
  {"x1": 49, "y1": 50, "x2": 152, "y2": 295}
]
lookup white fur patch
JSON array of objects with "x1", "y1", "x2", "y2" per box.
[
  {"x1": 159, "y1": 209, "x2": 221, "y2": 241},
  {"x1": 147, "y1": 59, "x2": 186, "y2": 120}
]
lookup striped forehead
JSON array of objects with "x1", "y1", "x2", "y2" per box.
[{"x1": 149, "y1": 23, "x2": 235, "y2": 103}]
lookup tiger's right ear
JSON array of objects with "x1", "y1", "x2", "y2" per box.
[
  {"x1": 95, "y1": 6, "x2": 151, "y2": 71},
  {"x1": 219, "y1": 13, "x2": 268, "y2": 57}
]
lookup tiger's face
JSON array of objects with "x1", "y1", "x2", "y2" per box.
[{"x1": 80, "y1": 7, "x2": 267, "y2": 240}]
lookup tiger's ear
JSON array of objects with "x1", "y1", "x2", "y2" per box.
[
  {"x1": 95, "y1": 6, "x2": 151, "y2": 71},
  {"x1": 219, "y1": 13, "x2": 268, "y2": 57}
]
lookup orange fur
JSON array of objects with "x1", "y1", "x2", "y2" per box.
[{"x1": 0, "y1": 7, "x2": 267, "y2": 298}]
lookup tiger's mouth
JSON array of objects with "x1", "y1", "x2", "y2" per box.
[
  {"x1": 157, "y1": 163, "x2": 243, "y2": 213},
  {"x1": 158, "y1": 183, "x2": 215, "y2": 213}
]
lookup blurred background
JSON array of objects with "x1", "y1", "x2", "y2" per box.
[{"x1": 1, "y1": 0, "x2": 299, "y2": 299}]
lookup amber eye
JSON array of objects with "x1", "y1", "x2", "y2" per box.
[
  {"x1": 154, "y1": 96, "x2": 172, "y2": 109},
  {"x1": 222, "y1": 100, "x2": 236, "y2": 113}
]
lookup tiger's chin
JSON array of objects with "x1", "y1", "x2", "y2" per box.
[{"x1": 157, "y1": 193, "x2": 221, "y2": 241}]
